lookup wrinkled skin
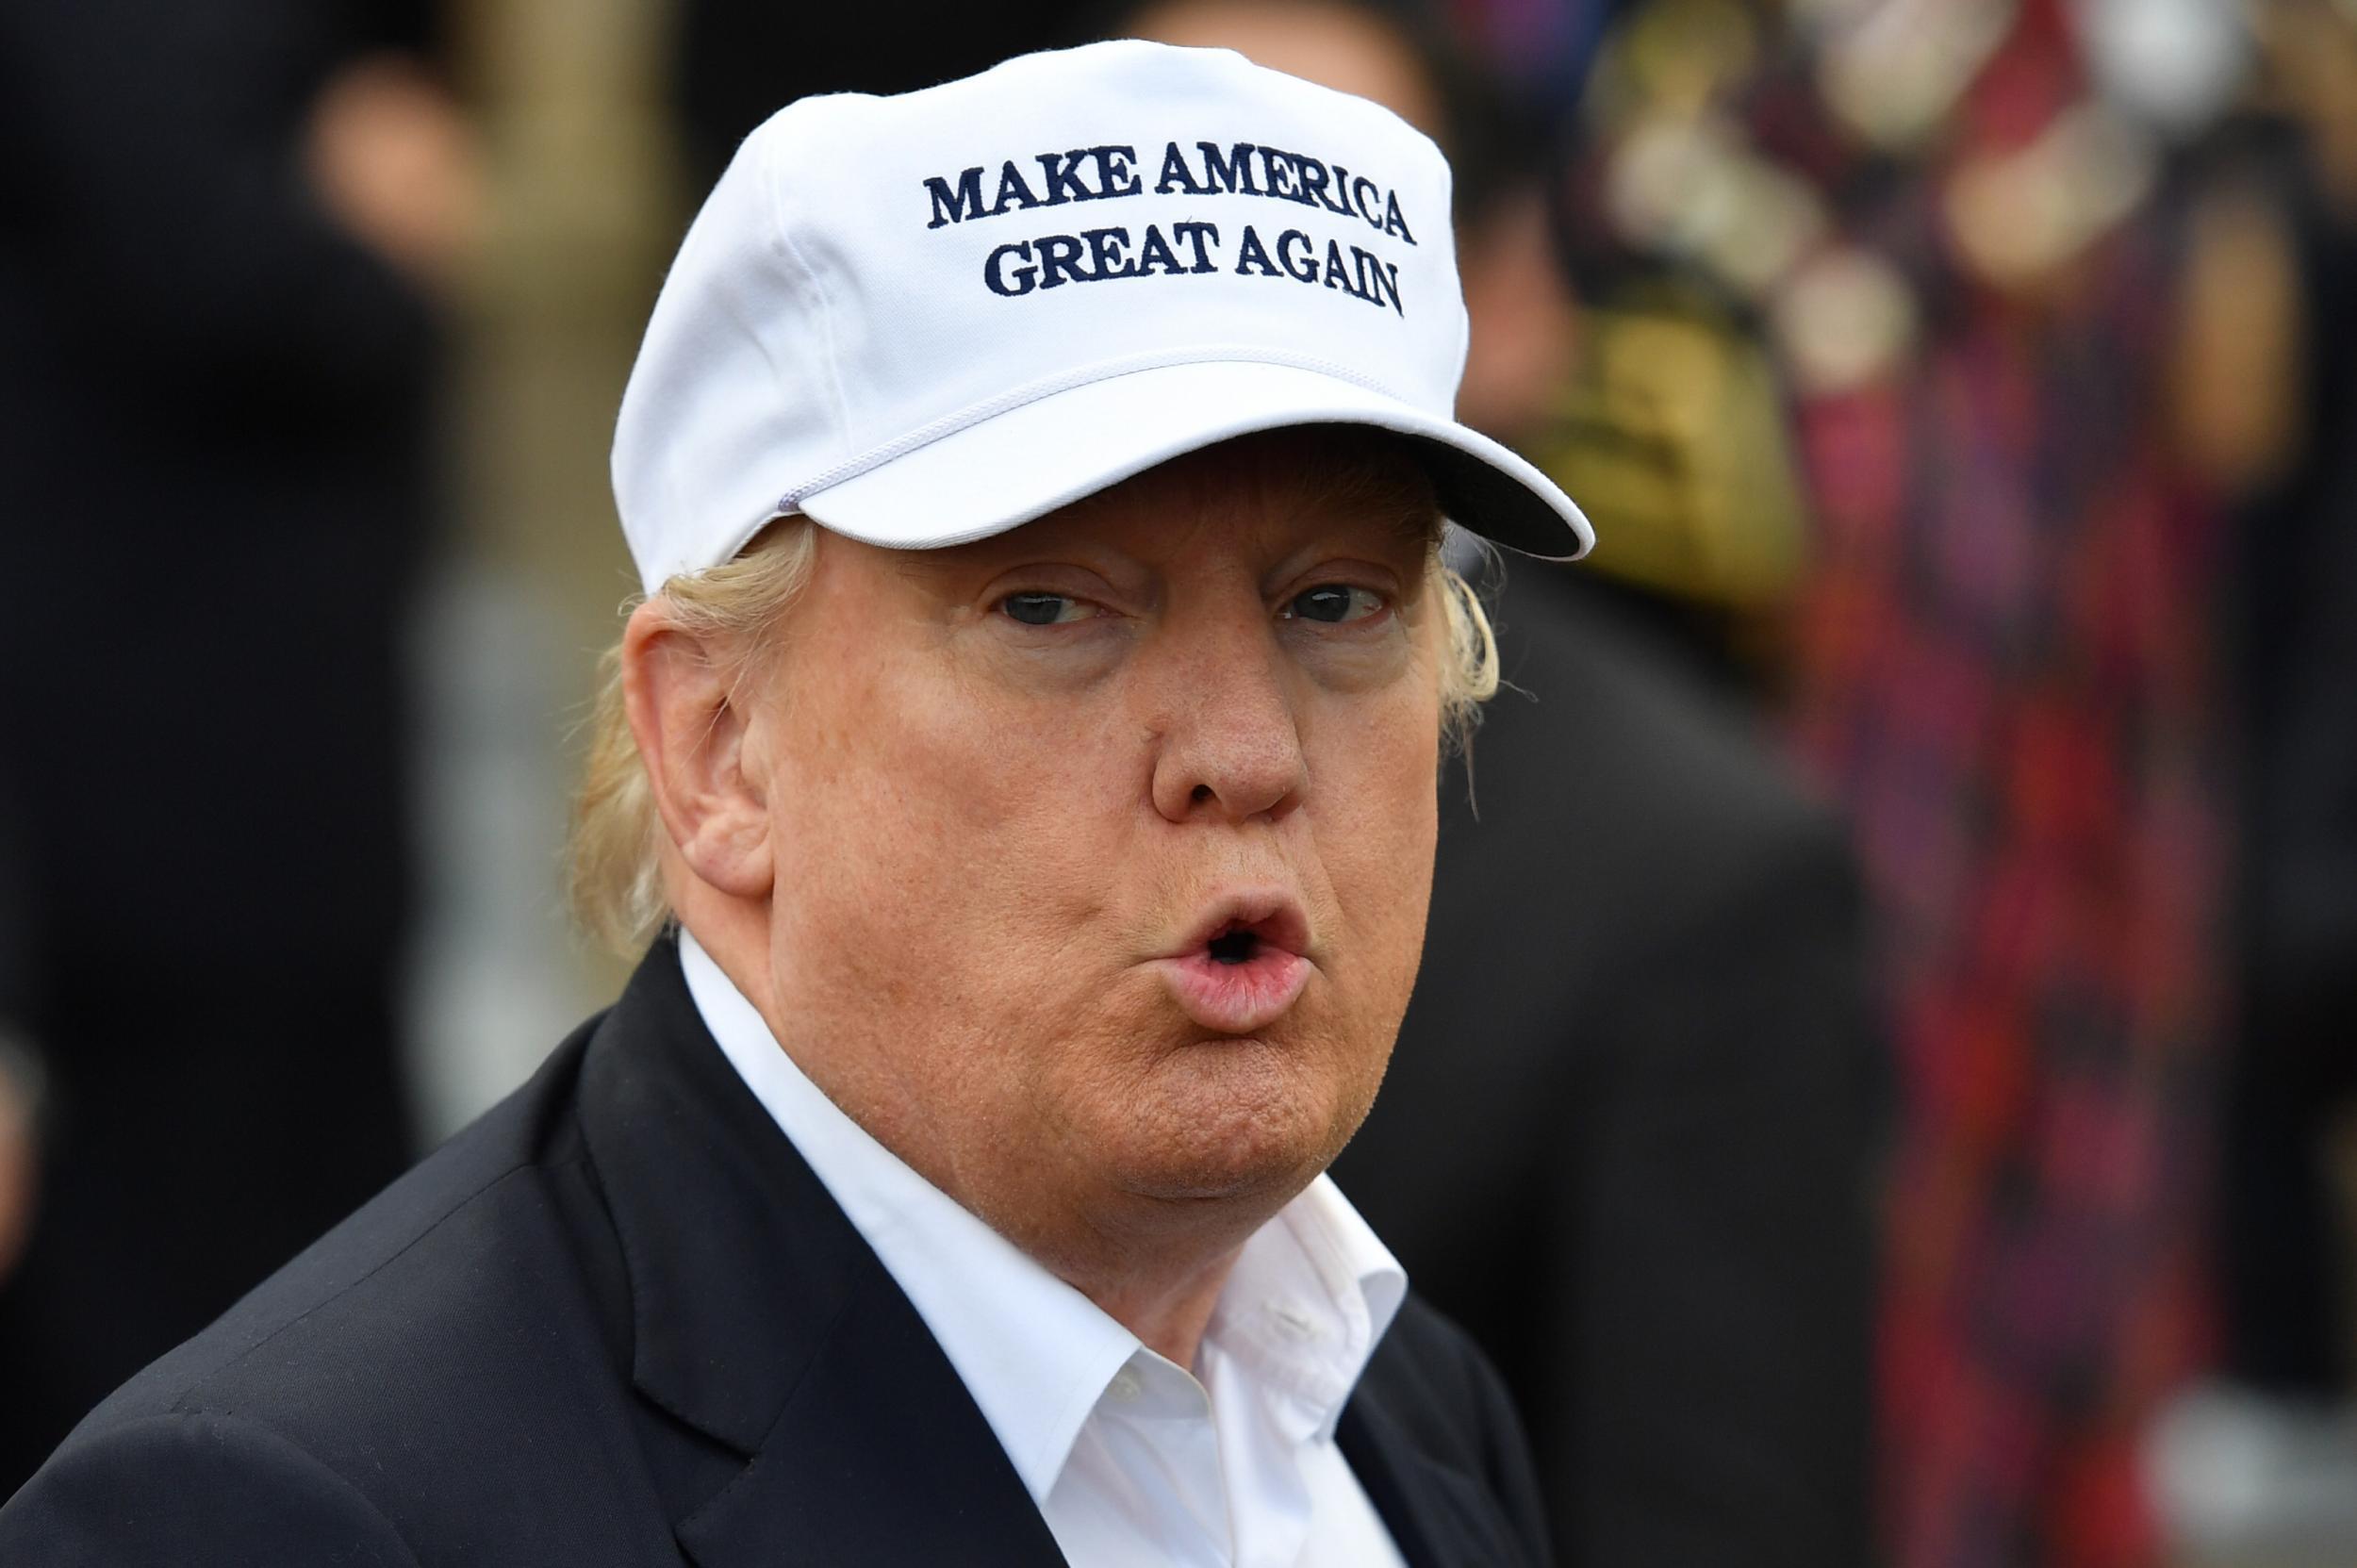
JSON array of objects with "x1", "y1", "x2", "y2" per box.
[{"x1": 631, "y1": 432, "x2": 1448, "y2": 1355}]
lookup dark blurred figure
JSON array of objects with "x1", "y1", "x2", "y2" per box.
[
  {"x1": 1355, "y1": 552, "x2": 1879, "y2": 1568},
  {"x1": 2137, "y1": 23, "x2": 2357, "y2": 1551},
  {"x1": 2216, "y1": 0, "x2": 2357, "y2": 1411},
  {"x1": 0, "y1": 0, "x2": 472, "y2": 1492},
  {"x1": 672, "y1": 0, "x2": 1090, "y2": 190},
  {"x1": 1113, "y1": 4, "x2": 1880, "y2": 1563}
]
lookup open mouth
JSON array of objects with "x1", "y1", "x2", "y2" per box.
[
  {"x1": 1154, "y1": 899, "x2": 1315, "y2": 1033},
  {"x1": 1180, "y1": 900, "x2": 1310, "y2": 966},
  {"x1": 1207, "y1": 926, "x2": 1260, "y2": 966}
]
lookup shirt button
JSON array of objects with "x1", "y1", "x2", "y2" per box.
[
  {"x1": 1108, "y1": 1369, "x2": 1143, "y2": 1403},
  {"x1": 1271, "y1": 1303, "x2": 1321, "y2": 1341}
]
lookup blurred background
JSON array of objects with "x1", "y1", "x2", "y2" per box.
[{"x1": 3, "y1": 2, "x2": 2355, "y2": 1565}]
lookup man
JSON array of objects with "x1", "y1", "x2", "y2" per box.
[
  {"x1": 0, "y1": 41, "x2": 1590, "y2": 1565},
  {"x1": 0, "y1": 0, "x2": 472, "y2": 1489}
]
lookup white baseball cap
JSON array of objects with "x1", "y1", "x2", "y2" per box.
[{"x1": 612, "y1": 39, "x2": 1594, "y2": 595}]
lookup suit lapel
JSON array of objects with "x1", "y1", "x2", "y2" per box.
[
  {"x1": 1338, "y1": 1381, "x2": 1541, "y2": 1568},
  {"x1": 575, "y1": 940, "x2": 1065, "y2": 1567},
  {"x1": 674, "y1": 1250, "x2": 1065, "y2": 1567}
]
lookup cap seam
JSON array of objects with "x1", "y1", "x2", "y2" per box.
[
  {"x1": 776, "y1": 346, "x2": 1410, "y2": 511},
  {"x1": 761, "y1": 126, "x2": 855, "y2": 454}
]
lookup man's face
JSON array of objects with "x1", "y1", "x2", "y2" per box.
[{"x1": 745, "y1": 433, "x2": 1446, "y2": 1265}]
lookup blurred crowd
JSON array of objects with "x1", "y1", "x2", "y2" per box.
[{"x1": 3, "y1": 2, "x2": 2355, "y2": 1566}]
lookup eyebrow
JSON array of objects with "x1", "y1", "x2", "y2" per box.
[{"x1": 1300, "y1": 461, "x2": 1445, "y2": 550}]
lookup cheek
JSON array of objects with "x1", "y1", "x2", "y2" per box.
[
  {"x1": 766, "y1": 650, "x2": 1135, "y2": 1012},
  {"x1": 1305, "y1": 683, "x2": 1442, "y2": 1024}
]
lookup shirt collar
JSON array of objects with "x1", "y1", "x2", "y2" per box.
[
  {"x1": 677, "y1": 929, "x2": 1407, "y2": 1492},
  {"x1": 1211, "y1": 1170, "x2": 1408, "y2": 1443}
]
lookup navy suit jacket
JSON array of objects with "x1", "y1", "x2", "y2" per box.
[{"x1": 0, "y1": 940, "x2": 1552, "y2": 1566}]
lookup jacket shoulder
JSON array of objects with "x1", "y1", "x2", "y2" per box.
[
  {"x1": 115, "y1": 1013, "x2": 606, "y2": 1416},
  {"x1": 0, "y1": 1014, "x2": 674, "y2": 1565},
  {"x1": 0, "y1": 1410, "x2": 422, "y2": 1568}
]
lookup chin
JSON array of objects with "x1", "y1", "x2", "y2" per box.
[{"x1": 1099, "y1": 1035, "x2": 1368, "y2": 1204}]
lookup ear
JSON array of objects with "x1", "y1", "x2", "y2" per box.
[{"x1": 620, "y1": 598, "x2": 774, "y2": 902}]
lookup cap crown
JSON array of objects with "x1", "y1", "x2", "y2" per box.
[{"x1": 614, "y1": 41, "x2": 1468, "y2": 592}]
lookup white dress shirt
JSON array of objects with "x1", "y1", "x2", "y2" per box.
[{"x1": 678, "y1": 932, "x2": 1410, "y2": 1568}]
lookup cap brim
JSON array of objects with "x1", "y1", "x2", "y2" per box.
[{"x1": 794, "y1": 359, "x2": 1592, "y2": 561}]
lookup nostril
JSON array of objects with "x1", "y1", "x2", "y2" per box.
[{"x1": 1191, "y1": 784, "x2": 1213, "y2": 804}]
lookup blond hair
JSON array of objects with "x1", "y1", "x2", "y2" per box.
[{"x1": 569, "y1": 517, "x2": 1499, "y2": 955}]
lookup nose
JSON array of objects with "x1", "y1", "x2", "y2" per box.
[{"x1": 1146, "y1": 611, "x2": 1309, "y2": 828}]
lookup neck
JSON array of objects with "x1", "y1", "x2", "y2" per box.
[
  {"x1": 1009, "y1": 1200, "x2": 1256, "y2": 1369},
  {"x1": 1080, "y1": 1257, "x2": 1240, "y2": 1369}
]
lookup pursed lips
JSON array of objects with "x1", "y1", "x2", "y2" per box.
[{"x1": 1150, "y1": 894, "x2": 1315, "y2": 1035}]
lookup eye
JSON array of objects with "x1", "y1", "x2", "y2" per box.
[
  {"x1": 1283, "y1": 584, "x2": 1385, "y2": 624},
  {"x1": 998, "y1": 592, "x2": 1097, "y2": 626}
]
